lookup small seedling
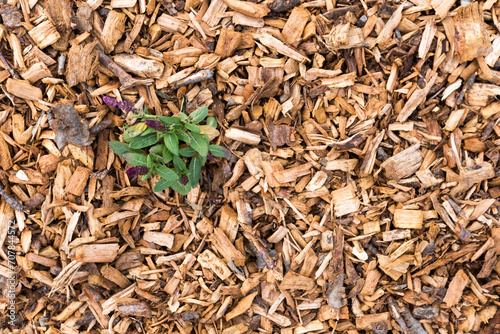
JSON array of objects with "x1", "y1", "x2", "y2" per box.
[{"x1": 107, "y1": 96, "x2": 230, "y2": 195}]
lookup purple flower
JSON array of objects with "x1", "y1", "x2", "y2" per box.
[
  {"x1": 103, "y1": 96, "x2": 138, "y2": 114},
  {"x1": 207, "y1": 152, "x2": 214, "y2": 160},
  {"x1": 126, "y1": 166, "x2": 149, "y2": 177},
  {"x1": 117, "y1": 100, "x2": 137, "y2": 113},
  {"x1": 103, "y1": 96, "x2": 118, "y2": 108},
  {"x1": 181, "y1": 175, "x2": 189, "y2": 185},
  {"x1": 145, "y1": 120, "x2": 168, "y2": 132}
]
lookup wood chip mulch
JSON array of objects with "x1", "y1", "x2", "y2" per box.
[{"x1": 0, "y1": 0, "x2": 500, "y2": 333}]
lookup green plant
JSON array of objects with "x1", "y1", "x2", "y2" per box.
[{"x1": 108, "y1": 98, "x2": 230, "y2": 195}]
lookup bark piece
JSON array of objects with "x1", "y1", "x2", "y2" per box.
[
  {"x1": 225, "y1": 291, "x2": 258, "y2": 321},
  {"x1": 381, "y1": 144, "x2": 422, "y2": 180},
  {"x1": 356, "y1": 312, "x2": 392, "y2": 330},
  {"x1": 202, "y1": 0, "x2": 228, "y2": 26},
  {"x1": 331, "y1": 183, "x2": 360, "y2": 217},
  {"x1": 282, "y1": 6, "x2": 310, "y2": 46},
  {"x1": 157, "y1": 14, "x2": 188, "y2": 34},
  {"x1": 211, "y1": 228, "x2": 246, "y2": 266},
  {"x1": 443, "y1": 269, "x2": 469, "y2": 307},
  {"x1": 110, "y1": 0, "x2": 138, "y2": 7},
  {"x1": 113, "y1": 54, "x2": 164, "y2": 78},
  {"x1": 376, "y1": 3, "x2": 404, "y2": 49},
  {"x1": 66, "y1": 42, "x2": 98, "y2": 87},
  {"x1": 0, "y1": 4, "x2": 22, "y2": 28},
  {"x1": 44, "y1": 0, "x2": 72, "y2": 50},
  {"x1": 198, "y1": 250, "x2": 232, "y2": 280},
  {"x1": 215, "y1": 28, "x2": 243, "y2": 59},
  {"x1": 116, "y1": 298, "x2": 152, "y2": 317},
  {"x1": 70, "y1": 244, "x2": 119, "y2": 262},
  {"x1": 273, "y1": 163, "x2": 312, "y2": 184},
  {"x1": 28, "y1": 21, "x2": 61, "y2": 50},
  {"x1": 396, "y1": 72, "x2": 438, "y2": 122},
  {"x1": 143, "y1": 231, "x2": 174, "y2": 248},
  {"x1": 393, "y1": 209, "x2": 423, "y2": 229},
  {"x1": 280, "y1": 271, "x2": 315, "y2": 290},
  {"x1": 222, "y1": 0, "x2": 270, "y2": 18},
  {"x1": 5, "y1": 78, "x2": 42, "y2": 101},
  {"x1": 269, "y1": 0, "x2": 301, "y2": 12},
  {"x1": 268, "y1": 120, "x2": 294, "y2": 150},
  {"x1": 225, "y1": 127, "x2": 261, "y2": 145},
  {"x1": 451, "y1": 162, "x2": 495, "y2": 197},
  {"x1": 101, "y1": 11, "x2": 127, "y2": 52},
  {"x1": 65, "y1": 167, "x2": 91, "y2": 197},
  {"x1": 257, "y1": 33, "x2": 309, "y2": 62},
  {"x1": 454, "y1": 2, "x2": 492, "y2": 63},
  {"x1": 48, "y1": 104, "x2": 91, "y2": 150}
]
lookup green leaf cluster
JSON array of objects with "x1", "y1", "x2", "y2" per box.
[{"x1": 109, "y1": 101, "x2": 229, "y2": 195}]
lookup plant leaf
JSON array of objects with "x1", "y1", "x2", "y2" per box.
[
  {"x1": 206, "y1": 116, "x2": 217, "y2": 128},
  {"x1": 129, "y1": 132, "x2": 158, "y2": 149},
  {"x1": 141, "y1": 169, "x2": 153, "y2": 181},
  {"x1": 124, "y1": 122, "x2": 147, "y2": 142},
  {"x1": 173, "y1": 156, "x2": 187, "y2": 172},
  {"x1": 179, "y1": 146, "x2": 197, "y2": 157},
  {"x1": 199, "y1": 125, "x2": 220, "y2": 140},
  {"x1": 179, "y1": 112, "x2": 188, "y2": 123},
  {"x1": 139, "y1": 127, "x2": 155, "y2": 136},
  {"x1": 163, "y1": 146, "x2": 173, "y2": 163},
  {"x1": 189, "y1": 106, "x2": 208, "y2": 124},
  {"x1": 180, "y1": 95, "x2": 187, "y2": 113},
  {"x1": 155, "y1": 90, "x2": 178, "y2": 101},
  {"x1": 147, "y1": 154, "x2": 153, "y2": 168},
  {"x1": 123, "y1": 153, "x2": 147, "y2": 166},
  {"x1": 154, "y1": 177, "x2": 177, "y2": 192},
  {"x1": 189, "y1": 156, "x2": 202, "y2": 187},
  {"x1": 109, "y1": 141, "x2": 142, "y2": 157},
  {"x1": 155, "y1": 165, "x2": 180, "y2": 181},
  {"x1": 171, "y1": 179, "x2": 190, "y2": 195},
  {"x1": 164, "y1": 132, "x2": 179, "y2": 155},
  {"x1": 175, "y1": 129, "x2": 191, "y2": 143},
  {"x1": 189, "y1": 132, "x2": 208, "y2": 157},
  {"x1": 209, "y1": 144, "x2": 230, "y2": 157},
  {"x1": 185, "y1": 123, "x2": 201, "y2": 134},
  {"x1": 149, "y1": 143, "x2": 165, "y2": 155},
  {"x1": 158, "y1": 116, "x2": 182, "y2": 125}
]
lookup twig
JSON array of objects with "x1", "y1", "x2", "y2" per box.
[
  {"x1": 57, "y1": 53, "x2": 67, "y2": 76},
  {"x1": 96, "y1": 45, "x2": 153, "y2": 90},
  {"x1": 454, "y1": 72, "x2": 476, "y2": 105},
  {"x1": 89, "y1": 119, "x2": 113, "y2": 135},
  {"x1": 240, "y1": 223, "x2": 277, "y2": 269},
  {"x1": 396, "y1": 300, "x2": 428, "y2": 334},
  {"x1": 388, "y1": 297, "x2": 427, "y2": 334},
  {"x1": 387, "y1": 297, "x2": 409, "y2": 334},
  {"x1": 0, "y1": 182, "x2": 27, "y2": 212},
  {"x1": 0, "y1": 50, "x2": 19, "y2": 79},
  {"x1": 171, "y1": 70, "x2": 213, "y2": 91}
]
